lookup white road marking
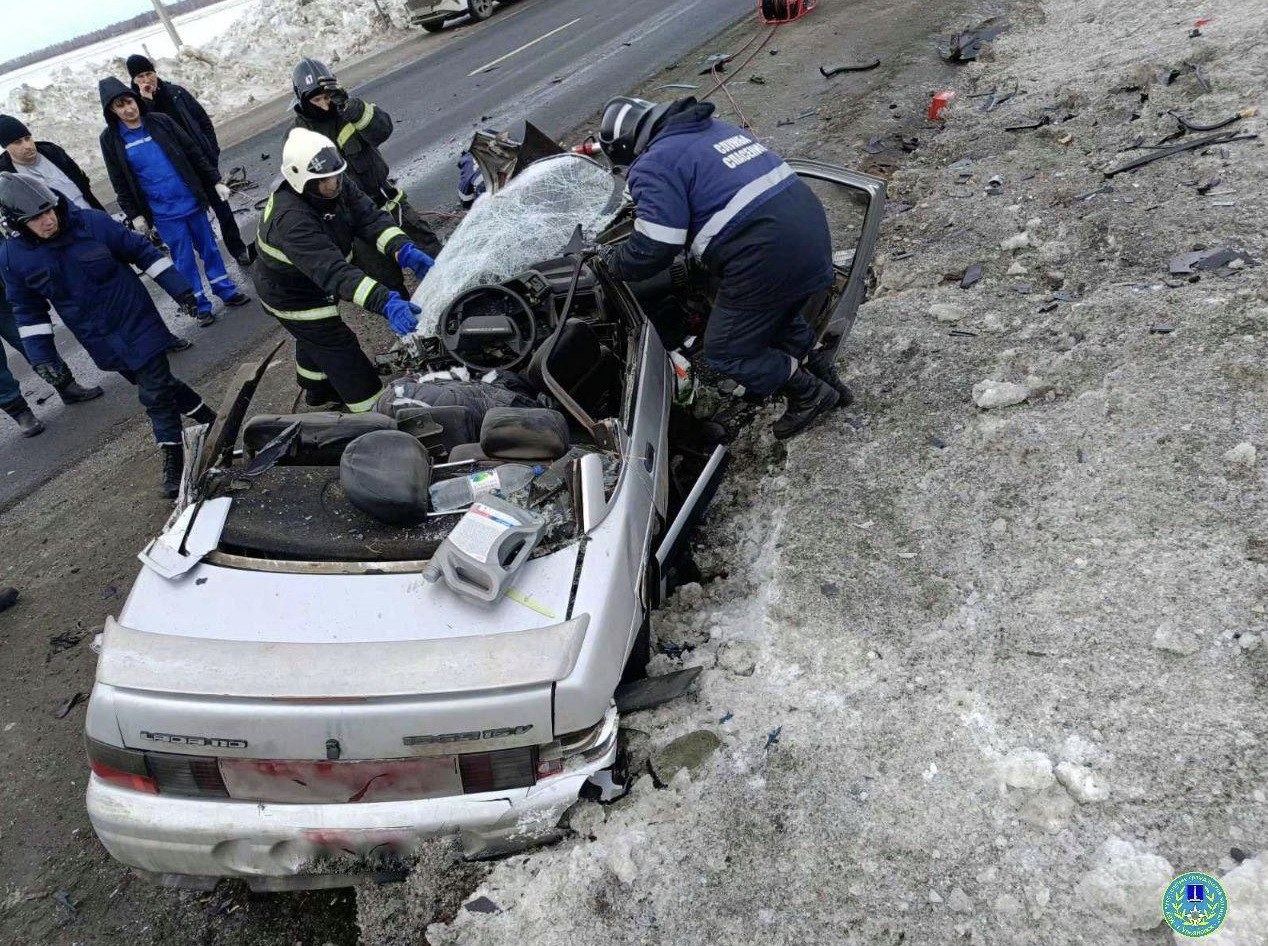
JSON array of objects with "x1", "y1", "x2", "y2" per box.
[{"x1": 467, "y1": 17, "x2": 583, "y2": 77}]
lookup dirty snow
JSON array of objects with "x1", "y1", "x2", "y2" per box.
[
  {"x1": 365, "y1": 0, "x2": 1268, "y2": 942},
  {"x1": 1, "y1": 0, "x2": 417, "y2": 179}
]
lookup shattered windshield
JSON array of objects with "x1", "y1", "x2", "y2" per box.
[{"x1": 411, "y1": 154, "x2": 626, "y2": 337}]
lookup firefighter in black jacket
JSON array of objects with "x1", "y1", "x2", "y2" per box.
[
  {"x1": 290, "y1": 58, "x2": 440, "y2": 292},
  {"x1": 253, "y1": 128, "x2": 434, "y2": 413}
]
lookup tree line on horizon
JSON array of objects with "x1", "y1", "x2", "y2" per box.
[{"x1": 0, "y1": 0, "x2": 223, "y2": 75}]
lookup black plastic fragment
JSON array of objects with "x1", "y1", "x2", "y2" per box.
[{"x1": 819, "y1": 58, "x2": 881, "y2": 78}]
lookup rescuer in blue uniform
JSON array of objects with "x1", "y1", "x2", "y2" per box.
[{"x1": 598, "y1": 96, "x2": 848, "y2": 439}]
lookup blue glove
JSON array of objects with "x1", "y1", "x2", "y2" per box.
[
  {"x1": 396, "y1": 242, "x2": 435, "y2": 279},
  {"x1": 383, "y1": 292, "x2": 421, "y2": 336}
]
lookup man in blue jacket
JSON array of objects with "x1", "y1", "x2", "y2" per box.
[
  {"x1": 98, "y1": 77, "x2": 249, "y2": 326},
  {"x1": 127, "y1": 55, "x2": 253, "y2": 267},
  {"x1": 598, "y1": 96, "x2": 846, "y2": 439},
  {"x1": 0, "y1": 173, "x2": 215, "y2": 498}
]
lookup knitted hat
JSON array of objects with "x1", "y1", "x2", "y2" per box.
[
  {"x1": 126, "y1": 54, "x2": 156, "y2": 79},
  {"x1": 0, "y1": 115, "x2": 31, "y2": 148}
]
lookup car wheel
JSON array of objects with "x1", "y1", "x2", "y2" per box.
[
  {"x1": 422, "y1": 19, "x2": 447, "y2": 32},
  {"x1": 467, "y1": 0, "x2": 494, "y2": 21},
  {"x1": 620, "y1": 610, "x2": 651, "y2": 685}
]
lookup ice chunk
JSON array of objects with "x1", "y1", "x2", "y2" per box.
[
  {"x1": 996, "y1": 748, "x2": 1055, "y2": 790},
  {"x1": 1076, "y1": 837, "x2": 1173, "y2": 931},
  {"x1": 1055, "y1": 761, "x2": 1111, "y2": 803},
  {"x1": 973, "y1": 380, "x2": 1030, "y2": 409},
  {"x1": 411, "y1": 155, "x2": 624, "y2": 336}
]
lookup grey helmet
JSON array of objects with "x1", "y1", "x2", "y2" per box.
[
  {"x1": 292, "y1": 57, "x2": 339, "y2": 106},
  {"x1": 0, "y1": 172, "x2": 59, "y2": 232},
  {"x1": 598, "y1": 96, "x2": 673, "y2": 166}
]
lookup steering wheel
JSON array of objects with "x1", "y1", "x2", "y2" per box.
[{"x1": 439, "y1": 284, "x2": 539, "y2": 373}]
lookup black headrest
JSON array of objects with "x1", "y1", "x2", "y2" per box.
[
  {"x1": 243, "y1": 412, "x2": 396, "y2": 465},
  {"x1": 480, "y1": 407, "x2": 570, "y2": 460},
  {"x1": 339, "y1": 430, "x2": 432, "y2": 525}
]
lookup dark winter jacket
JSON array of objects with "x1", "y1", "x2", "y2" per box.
[
  {"x1": 253, "y1": 179, "x2": 410, "y2": 320},
  {"x1": 97, "y1": 77, "x2": 220, "y2": 223},
  {"x1": 133, "y1": 77, "x2": 220, "y2": 164},
  {"x1": 0, "y1": 201, "x2": 191, "y2": 372},
  {"x1": 0, "y1": 142, "x2": 105, "y2": 211},
  {"x1": 293, "y1": 96, "x2": 395, "y2": 204}
]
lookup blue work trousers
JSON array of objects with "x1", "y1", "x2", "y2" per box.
[{"x1": 154, "y1": 211, "x2": 238, "y2": 314}]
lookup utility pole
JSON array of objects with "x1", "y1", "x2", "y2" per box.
[{"x1": 149, "y1": 0, "x2": 183, "y2": 51}]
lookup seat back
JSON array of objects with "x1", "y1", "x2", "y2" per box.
[
  {"x1": 243, "y1": 412, "x2": 396, "y2": 466},
  {"x1": 527, "y1": 320, "x2": 619, "y2": 425}
]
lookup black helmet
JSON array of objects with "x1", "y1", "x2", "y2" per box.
[
  {"x1": 598, "y1": 96, "x2": 672, "y2": 166},
  {"x1": 0, "y1": 172, "x2": 59, "y2": 231},
  {"x1": 292, "y1": 57, "x2": 338, "y2": 104}
]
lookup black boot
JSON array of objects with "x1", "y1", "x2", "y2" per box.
[
  {"x1": 772, "y1": 368, "x2": 840, "y2": 440},
  {"x1": 3, "y1": 398, "x2": 44, "y2": 437},
  {"x1": 57, "y1": 379, "x2": 105, "y2": 404},
  {"x1": 303, "y1": 388, "x2": 338, "y2": 409},
  {"x1": 189, "y1": 403, "x2": 217, "y2": 426},
  {"x1": 803, "y1": 347, "x2": 854, "y2": 406},
  {"x1": 161, "y1": 444, "x2": 184, "y2": 499}
]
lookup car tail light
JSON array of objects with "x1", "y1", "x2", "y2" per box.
[
  {"x1": 535, "y1": 719, "x2": 607, "y2": 781},
  {"x1": 85, "y1": 737, "x2": 157, "y2": 794},
  {"x1": 85, "y1": 736, "x2": 228, "y2": 798},
  {"x1": 459, "y1": 747, "x2": 536, "y2": 794},
  {"x1": 145, "y1": 751, "x2": 230, "y2": 798}
]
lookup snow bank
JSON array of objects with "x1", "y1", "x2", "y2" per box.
[{"x1": 1, "y1": 0, "x2": 416, "y2": 179}]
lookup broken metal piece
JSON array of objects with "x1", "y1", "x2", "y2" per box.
[
  {"x1": 53, "y1": 692, "x2": 87, "y2": 719},
  {"x1": 614, "y1": 667, "x2": 702, "y2": 713},
  {"x1": 1103, "y1": 130, "x2": 1258, "y2": 177},
  {"x1": 1169, "y1": 247, "x2": 1259, "y2": 275},
  {"x1": 1150, "y1": 323, "x2": 1175, "y2": 334},
  {"x1": 944, "y1": 19, "x2": 1008, "y2": 62},
  {"x1": 819, "y1": 58, "x2": 881, "y2": 78},
  {"x1": 960, "y1": 263, "x2": 984, "y2": 289}
]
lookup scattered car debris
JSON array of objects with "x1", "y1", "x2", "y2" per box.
[
  {"x1": 944, "y1": 19, "x2": 1009, "y2": 62},
  {"x1": 1195, "y1": 175, "x2": 1221, "y2": 194},
  {"x1": 821, "y1": 581, "x2": 841, "y2": 596},
  {"x1": 928, "y1": 90, "x2": 956, "y2": 121},
  {"x1": 960, "y1": 263, "x2": 984, "y2": 289},
  {"x1": 1150, "y1": 323, "x2": 1175, "y2": 334},
  {"x1": 928, "y1": 436, "x2": 948, "y2": 449},
  {"x1": 53, "y1": 692, "x2": 87, "y2": 719},
  {"x1": 47, "y1": 629, "x2": 84, "y2": 656},
  {"x1": 464, "y1": 896, "x2": 499, "y2": 914},
  {"x1": 819, "y1": 58, "x2": 881, "y2": 78},
  {"x1": 698, "y1": 53, "x2": 732, "y2": 75},
  {"x1": 777, "y1": 109, "x2": 820, "y2": 126},
  {"x1": 864, "y1": 133, "x2": 919, "y2": 154},
  {"x1": 1103, "y1": 129, "x2": 1258, "y2": 177},
  {"x1": 657, "y1": 82, "x2": 700, "y2": 91},
  {"x1": 1169, "y1": 110, "x2": 1243, "y2": 133},
  {"x1": 1072, "y1": 184, "x2": 1114, "y2": 202},
  {"x1": 985, "y1": 174, "x2": 1004, "y2": 195},
  {"x1": 748, "y1": 74, "x2": 767, "y2": 84},
  {"x1": 765, "y1": 726, "x2": 783, "y2": 749},
  {"x1": 1056, "y1": 133, "x2": 1074, "y2": 145},
  {"x1": 1038, "y1": 301, "x2": 1059, "y2": 313},
  {"x1": 1169, "y1": 247, "x2": 1259, "y2": 275},
  {"x1": 53, "y1": 890, "x2": 77, "y2": 916},
  {"x1": 1005, "y1": 114, "x2": 1051, "y2": 131},
  {"x1": 614, "y1": 667, "x2": 703, "y2": 714}
]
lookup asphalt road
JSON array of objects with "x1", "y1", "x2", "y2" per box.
[{"x1": 0, "y1": 0, "x2": 752, "y2": 507}]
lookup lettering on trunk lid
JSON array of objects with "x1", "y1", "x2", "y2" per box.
[
  {"x1": 403, "y1": 725, "x2": 533, "y2": 746},
  {"x1": 141, "y1": 731, "x2": 248, "y2": 749}
]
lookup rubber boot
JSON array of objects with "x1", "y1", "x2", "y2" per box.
[
  {"x1": 2, "y1": 398, "x2": 44, "y2": 437},
  {"x1": 803, "y1": 347, "x2": 854, "y2": 407},
  {"x1": 772, "y1": 368, "x2": 840, "y2": 440},
  {"x1": 303, "y1": 389, "x2": 338, "y2": 409},
  {"x1": 161, "y1": 444, "x2": 184, "y2": 499},
  {"x1": 189, "y1": 404, "x2": 217, "y2": 426},
  {"x1": 57, "y1": 379, "x2": 105, "y2": 405}
]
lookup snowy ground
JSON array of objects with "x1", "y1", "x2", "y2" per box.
[
  {"x1": 359, "y1": 0, "x2": 1268, "y2": 943},
  {"x1": 1, "y1": 0, "x2": 416, "y2": 179}
]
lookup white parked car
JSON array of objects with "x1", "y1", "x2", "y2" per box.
[
  {"x1": 83, "y1": 132, "x2": 885, "y2": 890},
  {"x1": 406, "y1": 0, "x2": 503, "y2": 32}
]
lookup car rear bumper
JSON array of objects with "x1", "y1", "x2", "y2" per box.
[{"x1": 87, "y1": 710, "x2": 618, "y2": 890}]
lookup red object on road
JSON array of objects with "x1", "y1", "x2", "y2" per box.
[
  {"x1": 1194, "y1": 17, "x2": 1213, "y2": 26},
  {"x1": 929, "y1": 89, "x2": 956, "y2": 121},
  {"x1": 758, "y1": 0, "x2": 818, "y2": 25}
]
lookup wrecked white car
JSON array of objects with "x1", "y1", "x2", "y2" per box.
[{"x1": 83, "y1": 134, "x2": 885, "y2": 890}]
